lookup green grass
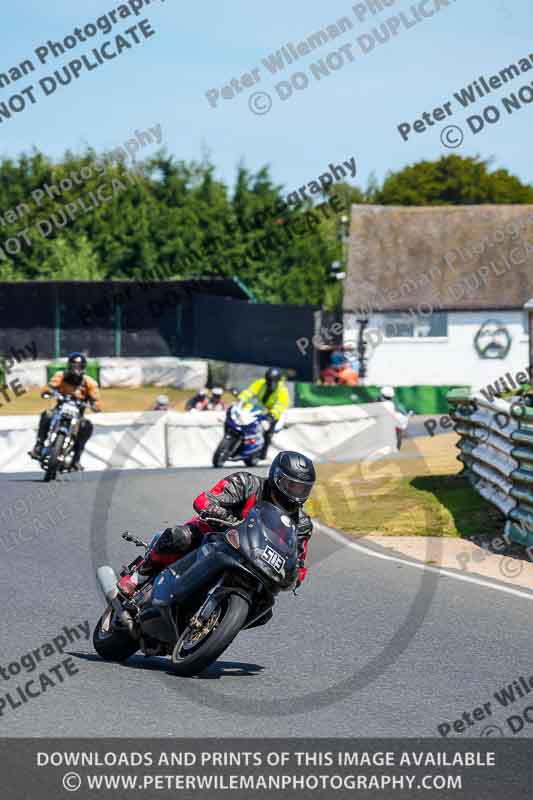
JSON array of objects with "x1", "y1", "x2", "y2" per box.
[
  {"x1": 307, "y1": 470, "x2": 505, "y2": 539},
  {"x1": 0, "y1": 386, "x2": 233, "y2": 415}
]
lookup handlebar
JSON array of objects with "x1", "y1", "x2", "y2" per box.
[
  {"x1": 43, "y1": 391, "x2": 96, "y2": 410},
  {"x1": 122, "y1": 531, "x2": 149, "y2": 548},
  {"x1": 200, "y1": 516, "x2": 243, "y2": 528}
]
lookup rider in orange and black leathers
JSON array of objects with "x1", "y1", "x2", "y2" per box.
[{"x1": 29, "y1": 352, "x2": 101, "y2": 469}]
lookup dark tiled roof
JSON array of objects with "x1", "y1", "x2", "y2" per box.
[{"x1": 345, "y1": 205, "x2": 533, "y2": 312}]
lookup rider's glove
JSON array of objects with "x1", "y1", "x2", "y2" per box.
[{"x1": 199, "y1": 505, "x2": 241, "y2": 527}]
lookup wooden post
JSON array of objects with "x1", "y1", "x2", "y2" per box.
[{"x1": 526, "y1": 299, "x2": 533, "y2": 380}]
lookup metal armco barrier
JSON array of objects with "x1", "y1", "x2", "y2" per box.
[{"x1": 448, "y1": 389, "x2": 533, "y2": 548}]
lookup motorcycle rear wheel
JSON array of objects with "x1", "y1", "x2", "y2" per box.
[
  {"x1": 44, "y1": 432, "x2": 65, "y2": 482},
  {"x1": 93, "y1": 607, "x2": 139, "y2": 662},
  {"x1": 171, "y1": 593, "x2": 249, "y2": 676}
]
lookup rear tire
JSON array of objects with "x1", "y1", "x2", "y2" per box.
[
  {"x1": 93, "y1": 609, "x2": 139, "y2": 662},
  {"x1": 171, "y1": 593, "x2": 249, "y2": 676},
  {"x1": 244, "y1": 456, "x2": 259, "y2": 467},
  {"x1": 44, "y1": 432, "x2": 65, "y2": 482}
]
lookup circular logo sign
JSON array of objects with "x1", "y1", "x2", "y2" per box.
[{"x1": 474, "y1": 320, "x2": 512, "y2": 359}]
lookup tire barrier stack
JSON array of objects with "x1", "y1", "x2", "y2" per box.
[{"x1": 448, "y1": 389, "x2": 533, "y2": 548}]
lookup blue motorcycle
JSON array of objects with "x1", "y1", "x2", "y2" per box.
[{"x1": 212, "y1": 401, "x2": 268, "y2": 468}]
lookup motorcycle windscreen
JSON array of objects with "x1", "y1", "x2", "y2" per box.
[
  {"x1": 239, "y1": 503, "x2": 299, "y2": 587},
  {"x1": 250, "y1": 502, "x2": 298, "y2": 555}
]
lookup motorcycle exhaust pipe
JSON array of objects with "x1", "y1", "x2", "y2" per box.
[
  {"x1": 96, "y1": 566, "x2": 120, "y2": 602},
  {"x1": 96, "y1": 566, "x2": 136, "y2": 634}
]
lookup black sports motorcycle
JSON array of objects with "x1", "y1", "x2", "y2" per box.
[
  {"x1": 93, "y1": 502, "x2": 299, "y2": 676},
  {"x1": 39, "y1": 391, "x2": 89, "y2": 481}
]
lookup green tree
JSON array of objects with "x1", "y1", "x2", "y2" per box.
[
  {"x1": 375, "y1": 155, "x2": 533, "y2": 205},
  {"x1": 40, "y1": 235, "x2": 103, "y2": 280}
]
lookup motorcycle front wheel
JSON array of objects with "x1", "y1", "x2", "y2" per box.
[
  {"x1": 171, "y1": 593, "x2": 249, "y2": 676},
  {"x1": 44, "y1": 432, "x2": 65, "y2": 482},
  {"x1": 212, "y1": 433, "x2": 238, "y2": 468}
]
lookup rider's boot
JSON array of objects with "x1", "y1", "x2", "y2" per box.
[
  {"x1": 70, "y1": 440, "x2": 85, "y2": 471},
  {"x1": 118, "y1": 555, "x2": 159, "y2": 597},
  {"x1": 28, "y1": 440, "x2": 43, "y2": 460}
]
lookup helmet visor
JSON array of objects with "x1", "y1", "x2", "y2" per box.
[
  {"x1": 275, "y1": 474, "x2": 313, "y2": 503},
  {"x1": 69, "y1": 362, "x2": 83, "y2": 375}
]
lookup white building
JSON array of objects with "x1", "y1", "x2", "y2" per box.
[{"x1": 344, "y1": 204, "x2": 533, "y2": 389}]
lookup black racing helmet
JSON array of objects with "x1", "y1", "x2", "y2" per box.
[
  {"x1": 65, "y1": 352, "x2": 87, "y2": 386},
  {"x1": 265, "y1": 366, "x2": 282, "y2": 391},
  {"x1": 268, "y1": 450, "x2": 316, "y2": 509}
]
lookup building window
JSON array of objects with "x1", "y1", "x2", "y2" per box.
[{"x1": 384, "y1": 312, "x2": 448, "y2": 338}]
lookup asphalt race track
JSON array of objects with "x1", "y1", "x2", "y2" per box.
[{"x1": 2, "y1": 467, "x2": 533, "y2": 739}]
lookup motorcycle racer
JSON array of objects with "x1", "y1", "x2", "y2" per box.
[
  {"x1": 118, "y1": 451, "x2": 316, "y2": 598},
  {"x1": 238, "y1": 367, "x2": 289, "y2": 458},
  {"x1": 29, "y1": 352, "x2": 101, "y2": 470}
]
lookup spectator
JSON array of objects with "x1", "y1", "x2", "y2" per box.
[
  {"x1": 152, "y1": 394, "x2": 171, "y2": 411},
  {"x1": 337, "y1": 361, "x2": 359, "y2": 386},
  {"x1": 185, "y1": 389, "x2": 210, "y2": 412},
  {"x1": 320, "y1": 365, "x2": 339, "y2": 385},
  {"x1": 208, "y1": 387, "x2": 227, "y2": 411}
]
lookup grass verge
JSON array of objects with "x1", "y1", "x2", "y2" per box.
[
  {"x1": 0, "y1": 386, "x2": 234, "y2": 415},
  {"x1": 306, "y1": 433, "x2": 505, "y2": 538}
]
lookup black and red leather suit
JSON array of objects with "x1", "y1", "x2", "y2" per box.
[{"x1": 148, "y1": 472, "x2": 313, "y2": 585}]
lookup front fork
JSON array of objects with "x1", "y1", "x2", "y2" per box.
[
  {"x1": 191, "y1": 577, "x2": 226, "y2": 626},
  {"x1": 223, "y1": 425, "x2": 242, "y2": 457}
]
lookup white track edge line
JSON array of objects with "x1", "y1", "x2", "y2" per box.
[{"x1": 317, "y1": 522, "x2": 533, "y2": 603}]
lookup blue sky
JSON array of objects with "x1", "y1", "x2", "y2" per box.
[{"x1": 0, "y1": 0, "x2": 529, "y2": 196}]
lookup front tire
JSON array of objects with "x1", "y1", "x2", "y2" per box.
[
  {"x1": 171, "y1": 593, "x2": 249, "y2": 676},
  {"x1": 213, "y1": 441, "x2": 229, "y2": 468},
  {"x1": 213, "y1": 434, "x2": 238, "y2": 468},
  {"x1": 44, "y1": 432, "x2": 65, "y2": 482},
  {"x1": 93, "y1": 608, "x2": 139, "y2": 662}
]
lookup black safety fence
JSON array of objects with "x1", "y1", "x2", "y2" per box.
[
  {"x1": 192, "y1": 295, "x2": 316, "y2": 376},
  {"x1": 0, "y1": 282, "x2": 316, "y2": 380},
  {"x1": 0, "y1": 282, "x2": 56, "y2": 359}
]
